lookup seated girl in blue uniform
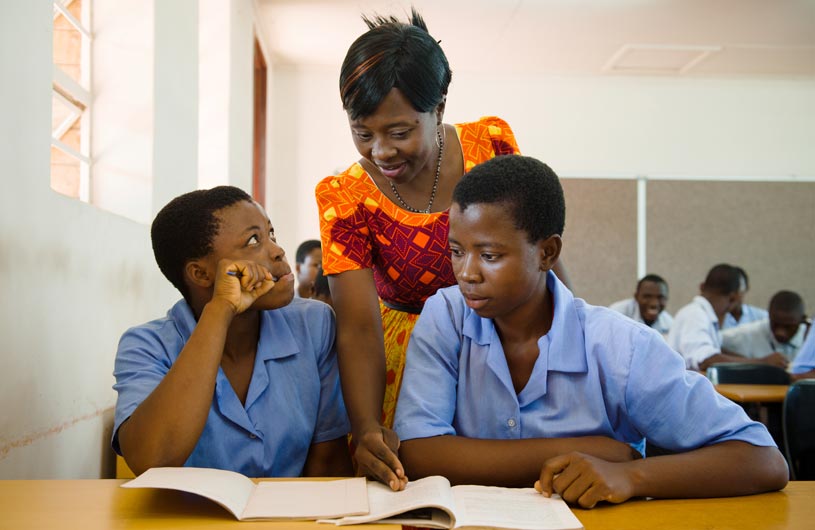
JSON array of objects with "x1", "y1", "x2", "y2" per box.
[
  {"x1": 112, "y1": 186, "x2": 352, "y2": 477},
  {"x1": 393, "y1": 155, "x2": 788, "y2": 508}
]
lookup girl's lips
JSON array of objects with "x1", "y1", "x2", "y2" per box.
[
  {"x1": 463, "y1": 295, "x2": 488, "y2": 310},
  {"x1": 273, "y1": 272, "x2": 294, "y2": 283}
]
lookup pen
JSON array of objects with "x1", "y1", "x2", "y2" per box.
[{"x1": 226, "y1": 270, "x2": 242, "y2": 277}]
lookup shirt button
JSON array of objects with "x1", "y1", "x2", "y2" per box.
[
  {"x1": 249, "y1": 433, "x2": 257, "y2": 439},
  {"x1": 507, "y1": 418, "x2": 517, "y2": 428}
]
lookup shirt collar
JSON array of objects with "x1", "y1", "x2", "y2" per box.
[
  {"x1": 461, "y1": 271, "x2": 588, "y2": 374},
  {"x1": 693, "y1": 295, "x2": 720, "y2": 328}
]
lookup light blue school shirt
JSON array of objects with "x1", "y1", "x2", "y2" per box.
[
  {"x1": 791, "y1": 329, "x2": 815, "y2": 375},
  {"x1": 112, "y1": 298, "x2": 349, "y2": 477},
  {"x1": 394, "y1": 272, "x2": 775, "y2": 454},
  {"x1": 723, "y1": 304, "x2": 769, "y2": 330}
]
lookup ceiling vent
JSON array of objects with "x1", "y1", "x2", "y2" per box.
[{"x1": 603, "y1": 44, "x2": 723, "y2": 75}]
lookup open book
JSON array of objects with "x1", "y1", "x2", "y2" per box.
[
  {"x1": 121, "y1": 467, "x2": 368, "y2": 521},
  {"x1": 319, "y1": 475, "x2": 583, "y2": 530}
]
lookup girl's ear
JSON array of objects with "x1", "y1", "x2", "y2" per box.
[
  {"x1": 185, "y1": 260, "x2": 214, "y2": 289},
  {"x1": 538, "y1": 235, "x2": 563, "y2": 271}
]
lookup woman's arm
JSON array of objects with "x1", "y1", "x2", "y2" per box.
[
  {"x1": 400, "y1": 434, "x2": 639, "y2": 487},
  {"x1": 537, "y1": 442, "x2": 788, "y2": 508},
  {"x1": 329, "y1": 269, "x2": 407, "y2": 490}
]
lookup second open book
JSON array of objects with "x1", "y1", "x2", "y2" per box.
[
  {"x1": 320, "y1": 474, "x2": 583, "y2": 530},
  {"x1": 123, "y1": 467, "x2": 583, "y2": 529}
]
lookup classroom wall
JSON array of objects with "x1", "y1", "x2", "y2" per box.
[
  {"x1": 0, "y1": 0, "x2": 261, "y2": 479},
  {"x1": 270, "y1": 65, "x2": 815, "y2": 313}
]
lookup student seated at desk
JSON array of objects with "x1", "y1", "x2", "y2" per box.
[
  {"x1": 667, "y1": 264, "x2": 788, "y2": 372},
  {"x1": 722, "y1": 290, "x2": 808, "y2": 363},
  {"x1": 722, "y1": 266, "x2": 769, "y2": 329},
  {"x1": 608, "y1": 274, "x2": 673, "y2": 336},
  {"x1": 112, "y1": 186, "x2": 352, "y2": 477},
  {"x1": 791, "y1": 327, "x2": 815, "y2": 381},
  {"x1": 393, "y1": 155, "x2": 788, "y2": 508}
]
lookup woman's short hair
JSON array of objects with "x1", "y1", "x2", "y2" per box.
[{"x1": 339, "y1": 8, "x2": 452, "y2": 119}]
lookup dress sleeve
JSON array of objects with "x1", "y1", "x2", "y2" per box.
[
  {"x1": 481, "y1": 116, "x2": 521, "y2": 156},
  {"x1": 315, "y1": 171, "x2": 374, "y2": 275}
]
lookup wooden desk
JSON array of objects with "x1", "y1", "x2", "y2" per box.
[
  {"x1": 715, "y1": 384, "x2": 789, "y2": 403},
  {"x1": 1, "y1": 479, "x2": 813, "y2": 530}
]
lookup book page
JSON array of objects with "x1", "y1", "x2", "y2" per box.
[
  {"x1": 322, "y1": 475, "x2": 457, "y2": 525},
  {"x1": 121, "y1": 467, "x2": 255, "y2": 519},
  {"x1": 242, "y1": 478, "x2": 368, "y2": 520},
  {"x1": 451, "y1": 486, "x2": 583, "y2": 530}
]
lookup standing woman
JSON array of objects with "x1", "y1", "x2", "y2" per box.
[{"x1": 316, "y1": 9, "x2": 568, "y2": 490}]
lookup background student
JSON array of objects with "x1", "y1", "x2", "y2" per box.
[
  {"x1": 722, "y1": 290, "x2": 808, "y2": 363},
  {"x1": 609, "y1": 274, "x2": 673, "y2": 336},
  {"x1": 667, "y1": 264, "x2": 787, "y2": 371},
  {"x1": 394, "y1": 155, "x2": 788, "y2": 508},
  {"x1": 294, "y1": 239, "x2": 323, "y2": 299},
  {"x1": 723, "y1": 266, "x2": 769, "y2": 329},
  {"x1": 112, "y1": 186, "x2": 351, "y2": 477},
  {"x1": 791, "y1": 327, "x2": 815, "y2": 381}
]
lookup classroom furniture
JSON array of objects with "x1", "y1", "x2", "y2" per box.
[
  {"x1": 783, "y1": 380, "x2": 815, "y2": 480},
  {"x1": 0, "y1": 479, "x2": 812, "y2": 530},
  {"x1": 706, "y1": 363, "x2": 791, "y2": 385},
  {"x1": 707, "y1": 364, "x2": 790, "y2": 450},
  {"x1": 714, "y1": 384, "x2": 789, "y2": 403}
]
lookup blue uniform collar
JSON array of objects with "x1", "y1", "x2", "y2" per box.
[
  {"x1": 461, "y1": 270, "x2": 588, "y2": 377},
  {"x1": 168, "y1": 299, "x2": 300, "y2": 432}
]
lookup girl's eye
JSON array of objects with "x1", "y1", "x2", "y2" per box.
[
  {"x1": 482, "y1": 253, "x2": 499, "y2": 261},
  {"x1": 269, "y1": 230, "x2": 276, "y2": 242},
  {"x1": 450, "y1": 248, "x2": 463, "y2": 257},
  {"x1": 355, "y1": 131, "x2": 371, "y2": 141},
  {"x1": 247, "y1": 235, "x2": 259, "y2": 245}
]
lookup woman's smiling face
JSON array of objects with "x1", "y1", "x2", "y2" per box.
[{"x1": 348, "y1": 87, "x2": 440, "y2": 186}]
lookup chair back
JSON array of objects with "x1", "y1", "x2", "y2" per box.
[
  {"x1": 706, "y1": 363, "x2": 791, "y2": 385},
  {"x1": 783, "y1": 380, "x2": 815, "y2": 480}
]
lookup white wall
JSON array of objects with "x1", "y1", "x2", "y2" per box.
[
  {"x1": 0, "y1": 0, "x2": 260, "y2": 479},
  {"x1": 0, "y1": 0, "x2": 176, "y2": 479},
  {"x1": 268, "y1": 65, "x2": 815, "y2": 265}
]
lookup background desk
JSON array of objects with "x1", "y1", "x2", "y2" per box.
[
  {"x1": 1, "y1": 479, "x2": 812, "y2": 530},
  {"x1": 715, "y1": 384, "x2": 789, "y2": 403}
]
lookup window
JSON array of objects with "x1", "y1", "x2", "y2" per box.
[{"x1": 51, "y1": 0, "x2": 91, "y2": 201}]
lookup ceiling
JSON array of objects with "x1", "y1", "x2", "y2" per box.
[{"x1": 256, "y1": 0, "x2": 815, "y2": 78}]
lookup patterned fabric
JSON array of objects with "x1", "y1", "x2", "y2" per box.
[
  {"x1": 316, "y1": 116, "x2": 520, "y2": 307},
  {"x1": 315, "y1": 116, "x2": 520, "y2": 427}
]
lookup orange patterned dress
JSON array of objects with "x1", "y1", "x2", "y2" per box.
[{"x1": 316, "y1": 116, "x2": 520, "y2": 428}]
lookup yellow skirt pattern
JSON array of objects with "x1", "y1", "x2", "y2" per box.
[{"x1": 379, "y1": 301, "x2": 421, "y2": 429}]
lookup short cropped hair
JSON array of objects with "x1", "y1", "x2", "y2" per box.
[
  {"x1": 702, "y1": 264, "x2": 741, "y2": 295},
  {"x1": 769, "y1": 290, "x2": 805, "y2": 314},
  {"x1": 734, "y1": 265, "x2": 751, "y2": 290},
  {"x1": 151, "y1": 186, "x2": 252, "y2": 302},
  {"x1": 295, "y1": 239, "x2": 321, "y2": 265},
  {"x1": 452, "y1": 155, "x2": 565, "y2": 243},
  {"x1": 339, "y1": 8, "x2": 452, "y2": 119},
  {"x1": 637, "y1": 274, "x2": 668, "y2": 292}
]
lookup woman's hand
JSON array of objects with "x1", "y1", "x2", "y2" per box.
[
  {"x1": 355, "y1": 425, "x2": 408, "y2": 491},
  {"x1": 212, "y1": 259, "x2": 276, "y2": 314},
  {"x1": 535, "y1": 452, "x2": 637, "y2": 509}
]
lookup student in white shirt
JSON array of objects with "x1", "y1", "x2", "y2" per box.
[
  {"x1": 722, "y1": 290, "x2": 808, "y2": 362},
  {"x1": 722, "y1": 266, "x2": 769, "y2": 329},
  {"x1": 667, "y1": 264, "x2": 787, "y2": 372},
  {"x1": 609, "y1": 274, "x2": 673, "y2": 336}
]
